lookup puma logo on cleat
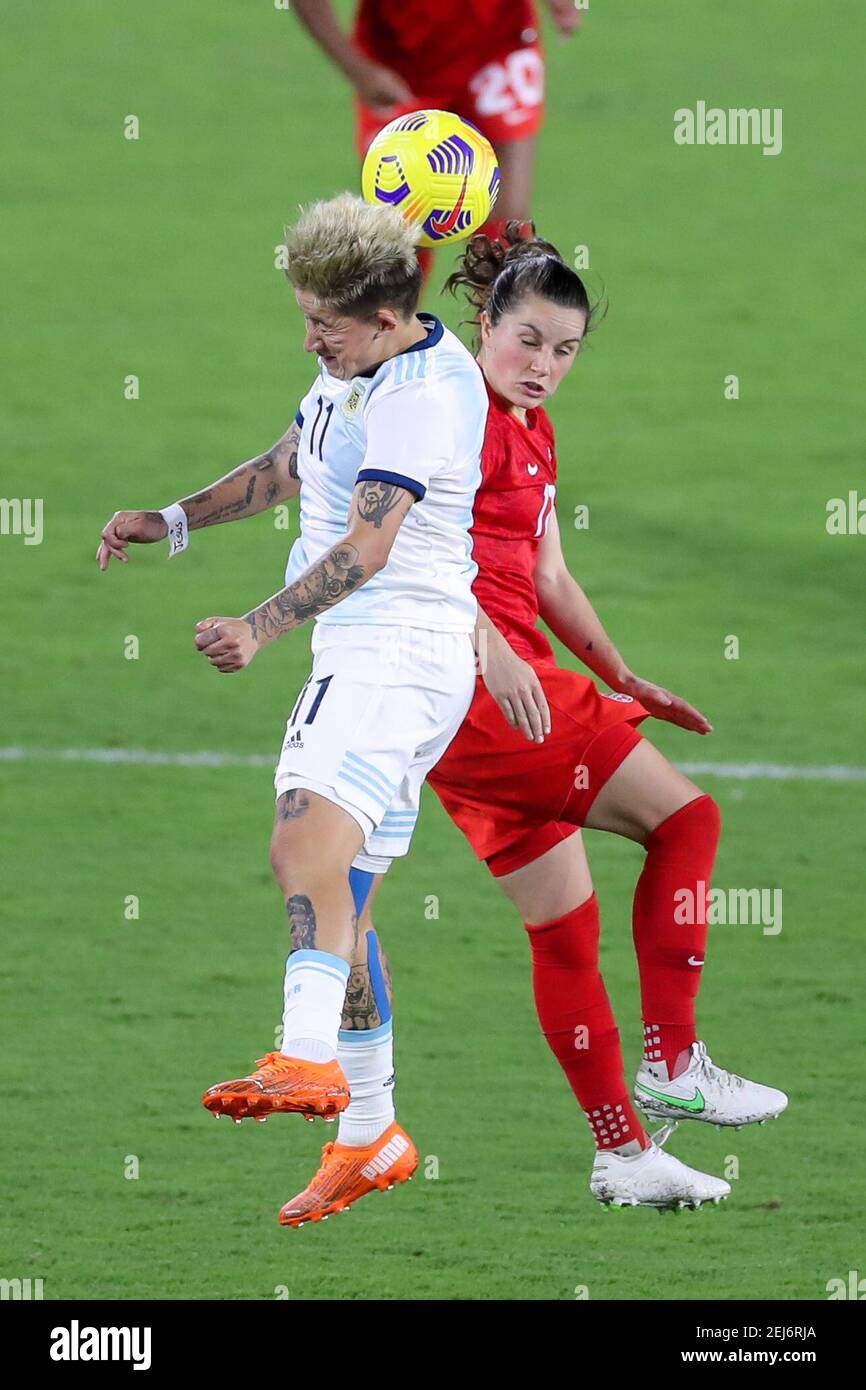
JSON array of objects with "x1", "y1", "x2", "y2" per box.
[{"x1": 360, "y1": 1134, "x2": 409, "y2": 1180}]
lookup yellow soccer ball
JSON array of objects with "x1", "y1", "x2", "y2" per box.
[{"x1": 361, "y1": 109, "x2": 500, "y2": 249}]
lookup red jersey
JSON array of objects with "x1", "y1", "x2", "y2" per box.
[
  {"x1": 354, "y1": 0, "x2": 539, "y2": 73},
  {"x1": 429, "y1": 383, "x2": 649, "y2": 877},
  {"x1": 471, "y1": 382, "x2": 558, "y2": 662}
]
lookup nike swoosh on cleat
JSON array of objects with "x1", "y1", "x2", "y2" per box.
[
  {"x1": 687, "y1": 956, "x2": 705, "y2": 966},
  {"x1": 636, "y1": 1082, "x2": 706, "y2": 1113}
]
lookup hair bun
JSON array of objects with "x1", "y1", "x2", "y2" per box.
[
  {"x1": 445, "y1": 218, "x2": 595, "y2": 339},
  {"x1": 446, "y1": 220, "x2": 567, "y2": 316}
]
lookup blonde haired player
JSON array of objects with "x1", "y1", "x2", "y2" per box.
[{"x1": 97, "y1": 194, "x2": 546, "y2": 1213}]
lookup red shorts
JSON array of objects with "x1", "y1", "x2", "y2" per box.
[
  {"x1": 428, "y1": 662, "x2": 648, "y2": 877},
  {"x1": 356, "y1": 42, "x2": 546, "y2": 156}
]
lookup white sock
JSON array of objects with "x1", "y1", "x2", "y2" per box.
[
  {"x1": 336, "y1": 1022, "x2": 395, "y2": 1146},
  {"x1": 281, "y1": 950, "x2": 350, "y2": 1063},
  {"x1": 612, "y1": 1138, "x2": 646, "y2": 1157}
]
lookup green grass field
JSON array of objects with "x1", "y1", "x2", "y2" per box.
[{"x1": 2, "y1": 0, "x2": 864, "y2": 1301}]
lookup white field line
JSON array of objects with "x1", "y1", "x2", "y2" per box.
[
  {"x1": 677, "y1": 761, "x2": 866, "y2": 783},
  {"x1": 0, "y1": 747, "x2": 865, "y2": 782}
]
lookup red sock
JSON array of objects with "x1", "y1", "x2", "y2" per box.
[
  {"x1": 478, "y1": 216, "x2": 534, "y2": 247},
  {"x1": 525, "y1": 895, "x2": 648, "y2": 1151},
  {"x1": 416, "y1": 248, "x2": 435, "y2": 283},
  {"x1": 633, "y1": 795, "x2": 722, "y2": 1078}
]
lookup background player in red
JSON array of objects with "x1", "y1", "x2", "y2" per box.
[
  {"x1": 278, "y1": 226, "x2": 788, "y2": 1225},
  {"x1": 292, "y1": 0, "x2": 585, "y2": 259}
]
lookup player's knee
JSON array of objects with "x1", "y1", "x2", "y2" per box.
[
  {"x1": 270, "y1": 819, "x2": 358, "y2": 900},
  {"x1": 681, "y1": 792, "x2": 722, "y2": 848},
  {"x1": 649, "y1": 791, "x2": 722, "y2": 852},
  {"x1": 702, "y1": 793, "x2": 722, "y2": 844},
  {"x1": 526, "y1": 900, "x2": 600, "y2": 971},
  {"x1": 269, "y1": 825, "x2": 286, "y2": 885},
  {"x1": 269, "y1": 821, "x2": 316, "y2": 895}
]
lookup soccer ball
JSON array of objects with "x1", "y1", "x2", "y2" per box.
[{"x1": 361, "y1": 109, "x2": 500, "y2": 249}]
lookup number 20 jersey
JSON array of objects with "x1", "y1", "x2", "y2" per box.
[{"x1": 286, "y1": 314, "x2": 487, "y2": 633}]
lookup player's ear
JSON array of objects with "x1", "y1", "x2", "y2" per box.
[
  {"x1": 373, "y1": 307, "x2": 400, "y2": 337},
  {"x1": 479, "y1": 309, "x2": 492, "y2": 344}
]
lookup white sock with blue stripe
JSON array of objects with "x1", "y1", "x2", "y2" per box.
[
  {"x1": 336, "y1": 1023, "x2": 396, "y2": 1146},
  {"x1": 280, "y1": 949, "x2": 350, "y2": 1063}
]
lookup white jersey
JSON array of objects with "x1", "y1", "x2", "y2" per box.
[{"x1": 286, "y1": 314, "x2": 487, "y2": 632}]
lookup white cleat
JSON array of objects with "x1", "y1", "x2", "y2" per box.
[
  {"x1": 590, "y1": 1123, "x2": 731, "y2": 1210},
  {"x1": 634, "y1": 1041, "x2": 788, "y2": 1127}
]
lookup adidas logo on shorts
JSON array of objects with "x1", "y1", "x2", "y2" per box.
[
  {"x1": 360, "y1": 1133, "x2": 410, "y2": 1181},
  {"x1": 285, "y1": 729, "x2": 304, "y2": 750}
]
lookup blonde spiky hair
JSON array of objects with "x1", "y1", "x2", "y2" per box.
[{"x1": 282, "y1": 192, "x2": 422, "y2": 318}]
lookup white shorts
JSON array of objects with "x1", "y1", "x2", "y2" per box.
[{"x1": 274, "y1": 623, "x2": 476, "y2": 869}]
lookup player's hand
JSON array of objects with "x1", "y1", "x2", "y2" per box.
[
  {"x1": 353, "y1": 59, "x2": 414, "y2": 116},
  {"x1": 545, "y1": 0, "x2": 585, "y2": 37},
  {"x1": 96, "y1": 510, "x2": 167, "y2": 570},
  {"x1": 617, "y1": 674, "x2": 713, "y2": 735},
  {"x1": 194, "y1": 617, "x2": 260, "y2": 674},
  {"x1": 480, "y1": 633, "x2": 551, "y2": 743}
]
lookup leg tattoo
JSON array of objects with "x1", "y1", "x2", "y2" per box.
[
  {"x1": 276, "y1": 789, "x2": 311, "y2": 822},
  {"x1": 287, "y1": 894, "x2": 317, "y2": 950}
]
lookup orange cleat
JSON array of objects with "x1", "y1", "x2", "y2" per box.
[
  {"x1": 202, "y1": 1052, "x2": 350, "y2": 1122},
  {"x1": 278, "y1": 1121, "x2": 418, "y2": 1227}
]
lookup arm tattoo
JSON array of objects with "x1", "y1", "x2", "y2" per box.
[
  {"x1": 355, "y1": 480, "x2": 412, "y2": 529},
  {"x1": 263, "y1": 420, "x2": 300, "y2": 484},
  {"x1": 244, "y1": 542, "x2": 366, "y2": 643},
  {"x1": 184, "y1": 484, "x2": 259, "y2": 528},
  {"x1": 179, "y1": 422, "x2": 302, "y2": 529},
  {"x1": 286, "y1": 894, "x2": 316, "y2": 950},
  {"x1": 241, "y1": 472, "x2": 410, "y2": 645}
]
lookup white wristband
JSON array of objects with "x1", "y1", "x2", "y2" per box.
[{"x1": 159, "y1": 503, "x2": 189, "y2": 558}]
